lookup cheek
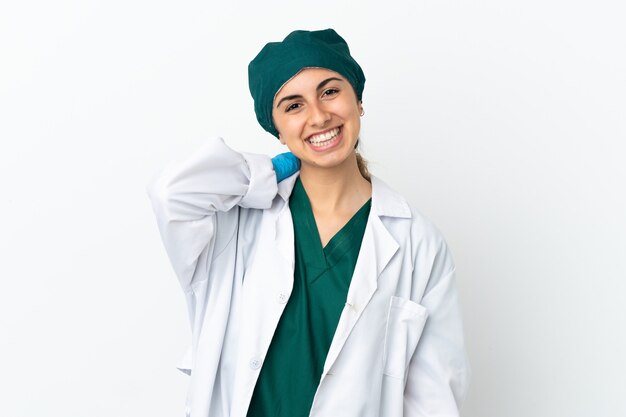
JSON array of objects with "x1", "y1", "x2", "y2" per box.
[
  {"x1": 335, "y1": 98, "x2": 361, "y2": 119},
  {"x1": 271, "y1": 111, "x2": 287, "y2": 137},
  {"x1": 272, "y1": 111, "x2": 287, "y2": 131},
  {"x1": 279, "y1": 118, "x2": 305, "y2": 139}
]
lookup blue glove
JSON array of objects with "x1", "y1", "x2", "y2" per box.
[{"x1": 271, "y1": 152, "x2": 300, "y2": 182}]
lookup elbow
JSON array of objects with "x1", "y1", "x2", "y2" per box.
[
  {"x1": 145, "y1": 173, "x2": 176, "y2": 223},
  {"x1": 146, "y1": 170, "x2": 172, "y2": 206}
]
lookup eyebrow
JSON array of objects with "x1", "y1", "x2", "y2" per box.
[{"x1": 275, "y1": 77, "x2": 344, "y2": 109}]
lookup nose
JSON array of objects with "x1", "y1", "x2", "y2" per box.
[{"x1": 308, "y1": 102, "x2": 331, "y2": 128}]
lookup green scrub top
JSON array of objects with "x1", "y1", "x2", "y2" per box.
[{"x1": 247, "y1": 177, "x2": 372, "y2": 417}]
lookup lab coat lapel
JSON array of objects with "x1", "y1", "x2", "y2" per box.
[
  {"x1": 230, "y1": 175, "x2": 299, "y2": 417},
  {"x1": 321, "y1": 214, "x2": 398, "y2": 375},
  {"x1": 321, "y1": 176, "x2": 409, "y2": 376},
  {"x1": 274, "y1": 173, "x2": 299, "y2": 269}
]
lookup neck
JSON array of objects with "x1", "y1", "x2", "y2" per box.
[{"x1": 298, "y1": 152, "x2": 372, "y2": 215}]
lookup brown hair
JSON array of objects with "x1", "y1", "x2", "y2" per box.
[{"x1": 354, "y1": 139, "x2": 371, "y2": 182}]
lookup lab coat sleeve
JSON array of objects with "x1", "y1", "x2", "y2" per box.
[
  {"x1": 404, "y1": 242, "x2": 471, "y2": 416},
  {"x1": 146, "y1": 136, "x2": 278, "y2": 290}
]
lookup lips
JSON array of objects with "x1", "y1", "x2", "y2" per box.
[
  {"x1": 306, "y1": 127, "x2": 341, "y2": 144},
  {"x1": 305, "y1": 126, "x2": 343, "y2": 151}
]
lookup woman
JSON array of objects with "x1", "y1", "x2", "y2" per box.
[{"x1": 147, "y1": 29, "x2": 469, "y2": 417}]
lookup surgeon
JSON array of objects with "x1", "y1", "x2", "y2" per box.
[{"x1": 147, "y1": 29, "x2": 470, "y2": 417}]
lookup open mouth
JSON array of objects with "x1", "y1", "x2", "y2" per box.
[{"x1": 305, "y1": 126, "x2": 342, "y2": 146}]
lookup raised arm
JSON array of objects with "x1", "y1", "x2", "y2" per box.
[{"x1": 146, "y1": 137, "x2": 278, "y2": 291}]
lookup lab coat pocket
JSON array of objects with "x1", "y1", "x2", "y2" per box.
[{"x1": 382, "y1": 296, "x2": 428, "y2": 380}]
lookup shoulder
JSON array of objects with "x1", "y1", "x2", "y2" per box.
[
  {"x1": 371, "y1": 176, "x2": 446, "y2": 241},
  {"x1": 371, "y1": 175, "x2": 452, "y2": 261}
]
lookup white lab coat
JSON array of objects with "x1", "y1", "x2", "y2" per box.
[{"x1": 147, "y1": 137, "x2": 470, "y2": 417}]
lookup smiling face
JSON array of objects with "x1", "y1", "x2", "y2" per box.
[{"x1": 272, "y1": 68, "x2": 363, "y2": 170}]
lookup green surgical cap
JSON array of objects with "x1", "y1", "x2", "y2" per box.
[{"x1": 248, "y1": 28, "x2": 366, "y2": 138}]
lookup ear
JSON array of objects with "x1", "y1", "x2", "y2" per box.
[{"x1": 278, "y1": 134, "x2": 286, "y2": 145}]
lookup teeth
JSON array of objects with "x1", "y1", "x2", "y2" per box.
[{"x1": 308, "y1": 127, "x2": 340, "y2": 144}]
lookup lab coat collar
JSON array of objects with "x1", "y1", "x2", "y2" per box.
[
  {"x1": 370, "y1": 175, "x2": 412, "y2": 219},
  {"x1": 277, "y1": 172, "x2": 413, "y2": 220}
]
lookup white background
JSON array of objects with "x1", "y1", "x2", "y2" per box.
[{"x1": 1, "y1": 1, "x2": 625, "y2": 416}]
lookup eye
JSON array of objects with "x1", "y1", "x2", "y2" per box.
[
  {"x1": 322, "y1": 88, "x2": 339, "y2": 97},
  {"x1": 285, "y1": 102, "x2": 302, "y2": 113}
]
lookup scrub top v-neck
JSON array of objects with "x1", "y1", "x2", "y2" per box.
[{"x1": 247, "y1": 176, "x2": 372, "y2": 417}]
